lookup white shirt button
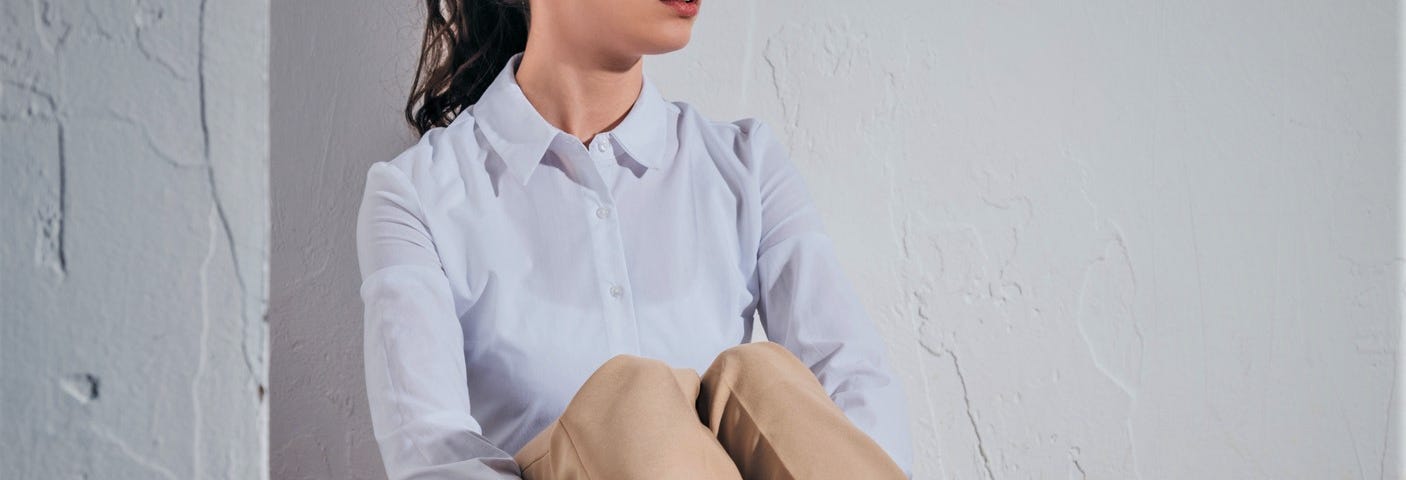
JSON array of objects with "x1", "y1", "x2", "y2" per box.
[
  {"x1": 595, "y1": 206, "x2": 611, "y2": 219},
  {"x1": 609, "y1": 284, "x2": 624, "y2": 298},
  {"x1": 595, "y1": 142, "x2": 608, "y2": 153}
]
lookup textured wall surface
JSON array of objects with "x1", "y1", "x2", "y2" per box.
[
  {"x1": 1, "y1": 0, "x2": 269, "y2": 478},
  {"x1": 270, "y1": 1, "x2": 1401, "y2": 478},
  {"x1": 652, "y1": 2, "x2": 1402, "y2": 477},
  {"x1": 268, "y1": 0, "x2": 418, "y2": 477}
]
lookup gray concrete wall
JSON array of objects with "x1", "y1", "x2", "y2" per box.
[
  {"x1": 1, "y1": 0, "x2": 269, "y2": 478},
  {"x1": 270, "y1": 1, "x2": 1402, "y2": 478},
  {"x1": 268, "y1": 0, "x2": 419, "y2": 477}
]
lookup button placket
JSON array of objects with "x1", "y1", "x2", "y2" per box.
[
  {"x1": 598, "y1": 216, "x2": 639, "y2": 353},
  {"x1": 577, "y1": 163, "x2": 639, "y2": 354}
]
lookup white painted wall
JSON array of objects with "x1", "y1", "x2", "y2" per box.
[
  {"x1": 270, "y1": 1, "x2": 1401, "y2": 478},
  {"x1": 2, "y1": 0, "x2": 270, "y2": 478}
]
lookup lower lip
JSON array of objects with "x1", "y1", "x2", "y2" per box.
[{"x1": 660, "y1": 0, "x2": 700, "y2": 18}]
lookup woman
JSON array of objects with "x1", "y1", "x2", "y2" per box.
[{"x1": 356, "y1": 0, "x2": 914, "y2": 478}]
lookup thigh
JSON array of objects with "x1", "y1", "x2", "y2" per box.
[
  {"x1": 514, "y1": 354, "x2": 742, "y2": 480},
  {"x1": 700, "y1": 342, "x2": 906, "y2": 480}
]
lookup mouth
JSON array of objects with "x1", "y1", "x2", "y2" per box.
[{"x1": 659, "y1": 0, "x2": 700, "y2": 18}]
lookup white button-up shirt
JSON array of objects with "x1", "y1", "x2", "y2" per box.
[{"x1": 357, "y1": 52, "x2": 913, "y2": 480}]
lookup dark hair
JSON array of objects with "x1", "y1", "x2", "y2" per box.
[{"x1": 405, "y1": 0, "x2": 531, "y2": 135}]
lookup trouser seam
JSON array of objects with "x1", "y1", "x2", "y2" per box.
[
  {"x1": 557, "y1": 419, "x2": 595, "y2": 480},
  {"x1": 710, "y1": 363, "x2": 800, "y2": 480}
]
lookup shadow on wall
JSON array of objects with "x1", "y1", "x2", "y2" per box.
[{"x1": 268, "y1": 0, "x2": 421, "y2": 477}]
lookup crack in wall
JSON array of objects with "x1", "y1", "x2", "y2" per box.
[
  {"x1": 34, "y1": 119, "x2": 68, "y2": 276},
  {"x1": 51, "y1": 121, "x2": 66, "y2": 274},
  {"x1": 96, "y1": 110, "x2": 203, "y2": 168},
  {"x1": 31, "y1": 0, "x2": 73, "y2": 51},
  {"x1": 1346, "y1": 406, "x2": 1368, "y2": 479},
  {"x1": 90, "y1": 426, "x2": 179, "y2": 480},
  {"x1": 946, "y1": 347, "x2": 996, "y2": 480},
  {"x1": 133, "y1": 0, "x2": 188, "y2": 81},
  {"x1": 1069, "y1": 447, "x2": 1088, "y2": 480},
  {"x1": 887, "y1": 167, "x2": 944, "y2": 477},
  {"x1": 195, "y1": 0, "x2": 263, "y2": 393},
  {"x1": 761, "y1": 36, "x2": 791, "y2": 136}
]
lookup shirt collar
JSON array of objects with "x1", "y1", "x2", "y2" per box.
[{"x1": 472, "y1": 52, "x2": 672, "y2": 186}]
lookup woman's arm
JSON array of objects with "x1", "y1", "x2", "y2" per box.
[
  {"x1": 357, "y1": 161, "x2": 521, "y2": 480},
  {"x1": 741, "y1": 119, "x2": 916, "y2": 477}
]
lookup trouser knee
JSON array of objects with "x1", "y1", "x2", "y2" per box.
[
  {"x1": 587, "y1": 354, "x2": 700, "y2": 401},
  {"x1": 702, "y1": 341, "x2": 809, "y2": 391}
]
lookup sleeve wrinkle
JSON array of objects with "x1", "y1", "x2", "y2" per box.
[{"x1": 358, "y1": 158, "x2": 519, "y2": 479}]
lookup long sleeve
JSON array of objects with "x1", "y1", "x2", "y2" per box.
[
  {"x1": 742, "y1": 120, "x2": 915, "y2": 476},
  {"x1": 356, "y1": 161, "x2": 522, "y2": 480}
]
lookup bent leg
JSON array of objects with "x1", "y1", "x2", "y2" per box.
[
  {"x1": 699, "y1": 342, "x2": 905, "y2": 480},
  {"x1": 513, "y1": 354, "x2": 742, "y2": 480}
]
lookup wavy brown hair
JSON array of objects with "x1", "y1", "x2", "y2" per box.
[{"x1": 405, "y1": 0, "x2": 531, "y2": 136}]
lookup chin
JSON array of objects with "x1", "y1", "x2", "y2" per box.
[{"x1": 636, "y1": 27, "x2": 693, "y2": 55}]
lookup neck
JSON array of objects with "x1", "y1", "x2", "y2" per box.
[{"x1": 514, "y1": 33, "x2": 643, "y2": 145}]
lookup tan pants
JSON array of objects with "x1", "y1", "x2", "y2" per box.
[{"x1": 512, "y1": 341, "x2": 906, "y2": 480}]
